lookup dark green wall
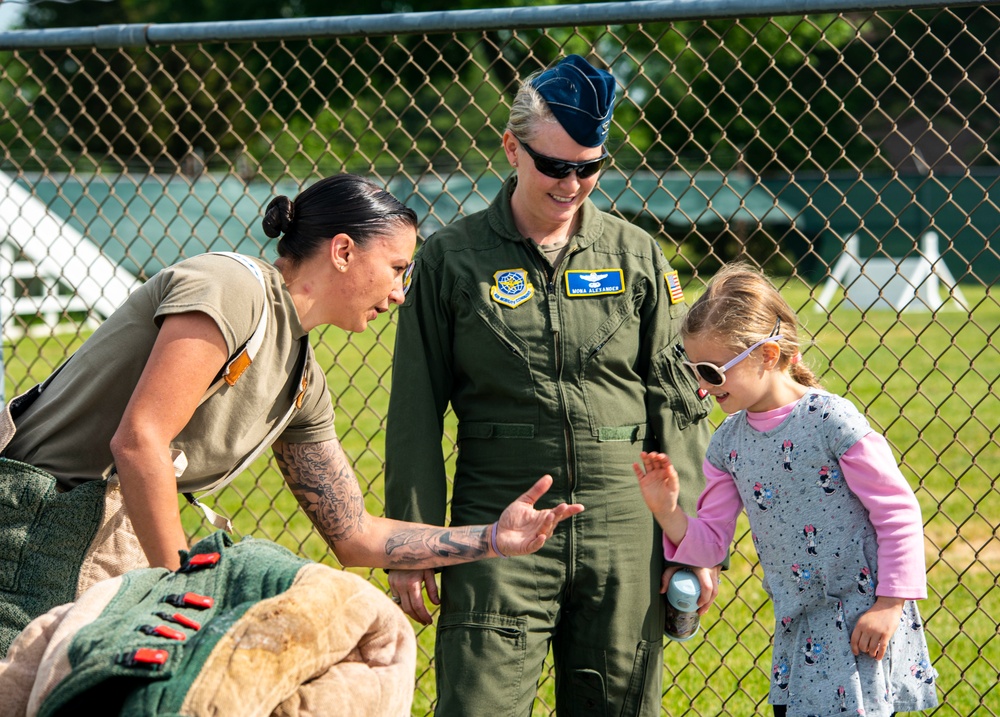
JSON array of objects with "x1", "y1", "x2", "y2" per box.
[{"x1": 765, "y1": 170, "x2": 999, "y2": 284}]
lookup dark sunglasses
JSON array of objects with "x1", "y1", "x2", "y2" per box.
[
  {"x1": 514, "y1": 135, "x2": 608, "y2": 179},
  {"x1": 681, "y1": 319, "x2": 783, "y2": 387}
]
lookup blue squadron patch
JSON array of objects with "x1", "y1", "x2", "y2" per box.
[
  {"x1": 402, "y1": 261, "x2": 415, "y2": 297},
  {"x1": 490, "y1": 268, "x2": 535, "y2": 308},
  {"x1": 565, "y1": 269, "x2": 625, "y2": 297}
]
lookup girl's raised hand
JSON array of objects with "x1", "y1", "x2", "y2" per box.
[
  {"x1": 633, "y1": 451, "x2": 691, "y2": 547},
  {"x1": 633, "y1": 451, "x2": 681, "y2": 520}
]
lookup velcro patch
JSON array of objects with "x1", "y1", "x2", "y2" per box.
[
  {"x1": 665, "y1": 270, "x2": 685, "y2": 304},
  {"x1": 490, "y1": 268, "x2": 535, "y2": 308},
  {"x1": 565, "y1": 269, "x2": 624, "y2": 297}
]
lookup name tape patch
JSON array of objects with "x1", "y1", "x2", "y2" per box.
[{"x1": 565, "y1": 269, "x2": 625, "y2": 297}]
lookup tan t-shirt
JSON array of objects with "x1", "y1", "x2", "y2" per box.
[{"x1": 5, "y1": 253, "x2": 337, "y2": 491}]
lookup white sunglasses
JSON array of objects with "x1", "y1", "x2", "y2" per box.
[{"x1": 682, "y1": 319, "x2": 783, "y2": 387}]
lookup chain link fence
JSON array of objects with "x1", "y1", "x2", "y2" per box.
[{"x1": 1, "y1": 1, "x2": 998, "y2": 714}]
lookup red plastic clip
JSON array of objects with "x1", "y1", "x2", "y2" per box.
[
  {"x1": 118, "y1": 647, "x2": 169, "y2": 668},
  {"x1": 178, "y1": 552, "x2": 221, "y2": 573},
  {"x1": 164, "y1": 592, "x2": 214, "y2": 609},
  {"x1": 155, "y1": 611, "x2": 202, "y2": 631},
  {"x1": 139, "y1": 624, "x2": 187, "y2": 641}
]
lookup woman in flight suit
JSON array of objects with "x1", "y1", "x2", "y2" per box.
[{"x1": 385, "y1": 55, "x2": 717, "y2": 716}]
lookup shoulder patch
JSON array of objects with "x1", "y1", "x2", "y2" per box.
[
  {"x1": 664, "y1": 270, "x2": 685, "y2": 304},
  {"x1": 402, "y1": 261, "x2": 415, "y2": 297},
  {"x1": 490, "y1": 268, "x2": 535, "y2": 308}
]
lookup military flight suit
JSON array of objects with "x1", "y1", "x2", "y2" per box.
[{"x1": 385, "y1": 177, "x2": 711, "y2": 716}]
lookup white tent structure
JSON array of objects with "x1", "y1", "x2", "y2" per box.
[
  {"x1": 0, "y1": 171, "x2": 141, "y2": 340},
  {"x1": 815, "y1": 231, "x2": 969, "y2": 312}
]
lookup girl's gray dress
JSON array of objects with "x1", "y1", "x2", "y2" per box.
[{"x1": 706, "y1": 392, "x2": 938, "y2": 716}]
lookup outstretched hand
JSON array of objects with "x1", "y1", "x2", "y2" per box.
[{"x1": 495, "y1": 475, "x2": 584, "y2": 557}]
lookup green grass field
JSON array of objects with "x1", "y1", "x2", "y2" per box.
[{"x1": 3, "y1": 278, "x2": 997, "y2": 715}]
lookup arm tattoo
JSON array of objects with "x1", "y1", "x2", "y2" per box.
[
  {"x1": 275, "y1": 439, "x2": 494, "y2": 568},
  {"x1": 383, "y1": 524, "x2": 491, "y2": 568},
  {"x1": 274, "y1": 439, "x2": 366, "y2": 544}
]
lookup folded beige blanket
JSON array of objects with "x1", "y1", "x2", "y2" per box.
[{"x1": 0, "y1": 563, "x2": 416, "y2": 717}]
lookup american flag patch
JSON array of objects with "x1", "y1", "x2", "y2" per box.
[{"x1": 664, "y1": 270, "x2": 685, "y2": 304}]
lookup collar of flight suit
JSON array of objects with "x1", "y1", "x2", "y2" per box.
[{"x1": 487, "y1": 175, "x2": 606, "y2": 252}]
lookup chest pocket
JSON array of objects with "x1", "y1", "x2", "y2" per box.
[
  {"x1": 578, "y1": 288, "x2": 649, "y2": 440},
  {"x1": 653, "y1": 340, "x2": 711, "y2": 431},
  {"x1": 450, "y1": 279, "x2": 539, "y2": 426}
]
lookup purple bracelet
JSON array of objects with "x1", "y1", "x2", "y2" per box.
[{"x1": 490, "y1": 521, "x2": 509, "y2": 559}]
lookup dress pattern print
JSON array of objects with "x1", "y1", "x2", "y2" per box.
[{"x1": 706, "y1": 392, "x2": 938, "y2": 716}]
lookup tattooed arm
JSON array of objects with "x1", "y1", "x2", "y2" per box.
[{"x1": 273, "y1": 438, "x2": 583, "y2": 569}]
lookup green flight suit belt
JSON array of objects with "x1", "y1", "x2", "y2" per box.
[
  {"x1": 36, "y1": 531, "x2": 306, "y2": 717},
  {"x1": 450, "y1": 428, "x2": 652, "y2": 521},
  {"x1": 456, "y1": 420, "x2": 647, "y2": 443}
]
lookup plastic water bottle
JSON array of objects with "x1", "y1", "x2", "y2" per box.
[{"x1": 663, "y1": 569, "x2": 701, "y2": 642}]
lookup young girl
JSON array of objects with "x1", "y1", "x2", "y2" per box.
[{"x1": 635, "y1": 263, "x2": 938, "y2": 717}]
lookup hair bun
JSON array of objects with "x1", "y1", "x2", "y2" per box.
[{"x1": 262, "y1": 195, "x2": 295, "y2": 238}]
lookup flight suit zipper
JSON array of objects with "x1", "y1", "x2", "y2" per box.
[
  {"x1": 550, "y1": 243, "x2": 584, "y2": 609},
  {"x1": 535, "y1": 248, "x2": 577, "y2": 494},
  {"x1": 529, "y1": 240, "x2": 579, "y2": 594},
  {"x1": 544, "y1": 275, "x2": 575, "y2": 493}
]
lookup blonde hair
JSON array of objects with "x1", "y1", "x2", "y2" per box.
[
  {"x1": 505, "y1": 71, "x2": 559, "y2": 142},
  {"x1": 682, "y1": 263, "x2": 822, "y2": 389}
]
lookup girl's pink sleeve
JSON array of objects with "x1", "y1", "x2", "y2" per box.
[
  {"x1": 840, "y1": 432, "x2": 927, "y2": 599},
  {"x1": 663, "y1": 458, "x2": 743, "y2": 567}
]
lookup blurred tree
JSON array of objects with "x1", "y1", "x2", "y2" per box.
[
  {"x1": 594, "y1": 16, "x2": 858, "y2": 173},
  {"x1": 5, "y1": 0, "x2": 592, "y2": 174},
  {"x1": 2, "y1": 1, "x2": 996, "y2": 176},
  {"x1": 833, "y1": 7, "x2": 1000, "y2": 172}
]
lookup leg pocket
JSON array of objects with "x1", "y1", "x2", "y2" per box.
[
  {"x1": 435, "y1": 611, "x2": 529, "y2": 717},
  {"x1": 620, "y1": 639, "x2": 664, "y2": 717},
  {"x1": 564, "y1": 667, "x2": 609, "y2": 717},
  {"x1": 554, "y1": 640, "x2": 663, "y2": 717}
]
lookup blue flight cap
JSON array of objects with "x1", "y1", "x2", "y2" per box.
[{"x1": 531, "y1": 55, "x2": 616, "y2": 148}]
